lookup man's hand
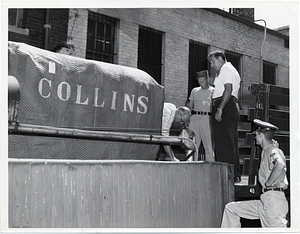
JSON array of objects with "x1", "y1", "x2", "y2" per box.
[
  {"x1": 272, "y1": 139, "x2": 279, "y2": 147},
  {"x1": 215, "y1": 108, "x2": 222, "y2": 122}
]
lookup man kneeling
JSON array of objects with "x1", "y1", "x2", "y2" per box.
[{"x1": 221, "y1": 119, "x2": 289, "y2": 228}]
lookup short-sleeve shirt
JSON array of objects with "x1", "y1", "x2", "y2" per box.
[
  {"x1": 212, "y1": 62, "x2": 240, "y2": 99},
  {"x1": 161, "y1": 103, "x2": 176, "y2": 136},
  {"x1": 189, "y1": 86, "x2": 214, "y2": 112},
  {"x1": 259, "y1": 145, "x2": 289, "y2": 189}
]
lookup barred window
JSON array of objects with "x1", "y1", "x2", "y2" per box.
[
  {"x1": 225, "y1": 50, "x2": 241, "y2": 72},
  {"x1": 188, "y1": 40, "x2": 208, "y2": 96},
  {"x1": 263, "y1": 61, "x2": 277, "y2": 85},
  {"x1": 225, "y1": 50, "x2": 243, "y2": 108},
  {"x1": 86, "y1": 11, "x2": 118, "y2": 63},
  {"x1": 138, "y1": 26, "x2": 163, "y2": 84}
]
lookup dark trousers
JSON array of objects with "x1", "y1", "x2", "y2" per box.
[{"x1": 212, "y1": 96, "x2": 241, "y2": 179}]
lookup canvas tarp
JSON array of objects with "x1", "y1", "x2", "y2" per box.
[{"x1": 8, "y1": 41, "x2": 165, "y2": 160}]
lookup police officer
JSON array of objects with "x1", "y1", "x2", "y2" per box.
[{"x1": 221, "y1": 119, "x2": 289, "y2": 228}]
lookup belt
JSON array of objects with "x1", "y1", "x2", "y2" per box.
[
  {"x1": 262, "y1": 187, "x2": 284, "y2": 193},
  {"x1": 192, "y1": 111, "x2": 211, "y2": 116},
  {"x1": 212, "y1": 96, "x2": 222, "y2": 102},
  {"x1": 212, "y1": 96, "x2": 238, "y2": 105}
]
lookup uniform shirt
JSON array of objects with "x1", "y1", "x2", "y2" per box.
[
  {"x1": 189, "y1": 86, "x2": 214, "y2": 112},
  {"x1": 259, "y1": 145, "x2": 289, "y2": 189},
  {"x1": 161, "y1": 102, "x2": 176, "y2": 136},
  {"x1": 212, "y1": 62, "x2": 240, "y2": 99}
]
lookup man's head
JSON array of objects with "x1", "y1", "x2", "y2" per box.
[
  {"x1": 174, "y1": 106, "x2": 191, "y2": 124},
  {"x1": 53, "y1": 41, "x2": 75, "y2": 55},
  {"x1": 208, "y1": 50, "x2": 226, "y2": 72},
  {"x1": 253, "y1": 119, "x2": 278, "y2": 145},
  {"x1": 195, "y1": 70, "x2": 209, "y2": 89}
]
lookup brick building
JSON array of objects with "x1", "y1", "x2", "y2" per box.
[{"x1": 8, "y1": 8, "x2": 289, "y2": 115}]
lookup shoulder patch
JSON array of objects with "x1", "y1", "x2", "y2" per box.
[{"x1": 270, "y1": 149, "x2": 284, "y2": 165}]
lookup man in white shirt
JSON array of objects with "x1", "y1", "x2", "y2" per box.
[
  {"x1": 161, "y1": 103, "x2": 191, "y2": 161},
  {"x1": 208, "y1": 50, "x2": 241, "y2": 182}
]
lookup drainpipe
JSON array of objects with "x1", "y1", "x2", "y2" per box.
[
  {"x1": 248, "y1": 19, "x2": 267, "y2": 185},
  {"x1": 254, "y1": 19, "x2": 267, "y2": 83},
  {"x1": 44, "y1": 9, "x2": 51, "y2": 50}
]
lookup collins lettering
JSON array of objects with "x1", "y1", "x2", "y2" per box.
[{"x1": 38, "y1": 78, "x2": 149, "y2": 114}]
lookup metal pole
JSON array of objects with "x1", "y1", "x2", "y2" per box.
[
  {"x1": 8, "y1": 122, "x2": 198, "y2": 160},
  {"x1": 44, "y1": 9, "x2": 51, "y2": 50}
]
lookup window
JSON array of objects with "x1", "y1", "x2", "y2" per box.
[
  {"x1": 188, "y1": 40, "x2": 208, "y2": 96},
  {"x1": 263, "y1": 61, "x2": 276, "y2": 85},
  {"x1": 9, "y1": 8, "x2": 23, "y2": 27},
  {"x1": 138, "y1": 26, "x2": 163, "y2": 84},
  {"x1": 284, "y1": 39, "x2": 289, "y2": 49},
  {"x1": 225, "y1": 51, "x2": 241, "y2": 72},
  {"x1": 263, "y1": 61, "x2": 277, "y2": 109},
  {"x1": 225, "y1": 50, "x2": 243, "y2": 108},
  {"x1": 86, "y1": 11, "x2": 118, "y2": 63},
  {"x1": 8, "y1": 8, "x2": 29, "y2": 35}
]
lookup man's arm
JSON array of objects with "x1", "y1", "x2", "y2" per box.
[
  {"x1": 187, "y1": 99, "x2": 193, "y2": 111},
  {"x1": 209, "y1": 77, "x2": 215, "y2": 87},
  {"x1": 265, "y1": 163, "x2": 286, "y2": 187},
  {"x1": 163, "y1": 145, "x2": 179, "y2": 161},
  {"x1": 265, "y1": 152, "x2": 286, "y2": 187},
  {"x1": 214, "y1": 83, "x2": 232, "y2": 122}
]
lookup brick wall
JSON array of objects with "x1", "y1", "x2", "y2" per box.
[
  {"x1": 21, "y1": 9, "x2": 45, "y2": 49},
  {"x1": 67, "y1": 9, "x2": 88, "y2": 58},
  {"x1": 9, "y1": 8, "x2": 289, "y2": 113},
  {"x1": 73, "y1": 8, "x2": 288, "y2": 111},
  {"x1": 48, "y1": 9, "x2": 70, "y2": 50},
  {"x1": 8, "y1": 30, "x2": 29, "y2": 44},
  {"x1": 117, "y1": 20, "x2": 139, "y2": 67}
]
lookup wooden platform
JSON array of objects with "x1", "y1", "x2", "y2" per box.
[{"x1": 9, "y1": 159, "x2": 234, "y2": 228}]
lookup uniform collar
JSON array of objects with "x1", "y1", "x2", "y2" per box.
[{"x1": 263, "y1": 144, "x2": 274, "y2": 151}]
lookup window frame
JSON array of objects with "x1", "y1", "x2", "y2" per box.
[
  {"x1": 9, "y1": 8, "x2": 23, "y2": 27},
  {"x1": 188, "y1": 40, "x2": 209, "y2": 98},
  {"x1": 225, "y1": 50, "x2": 243, "y2": 109},
  {"x1": 263, "y1": 60, "x2": 277, "y2": 85},
  {"x1": 8, "y1": 8, "x2": 29, "y2": 35},
  {"x1": 86, "y1": 11, "x2": 118, "y2": 63},
  {"x1": 137, "y1": 26, "x2": 164, "y2": 84}
]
